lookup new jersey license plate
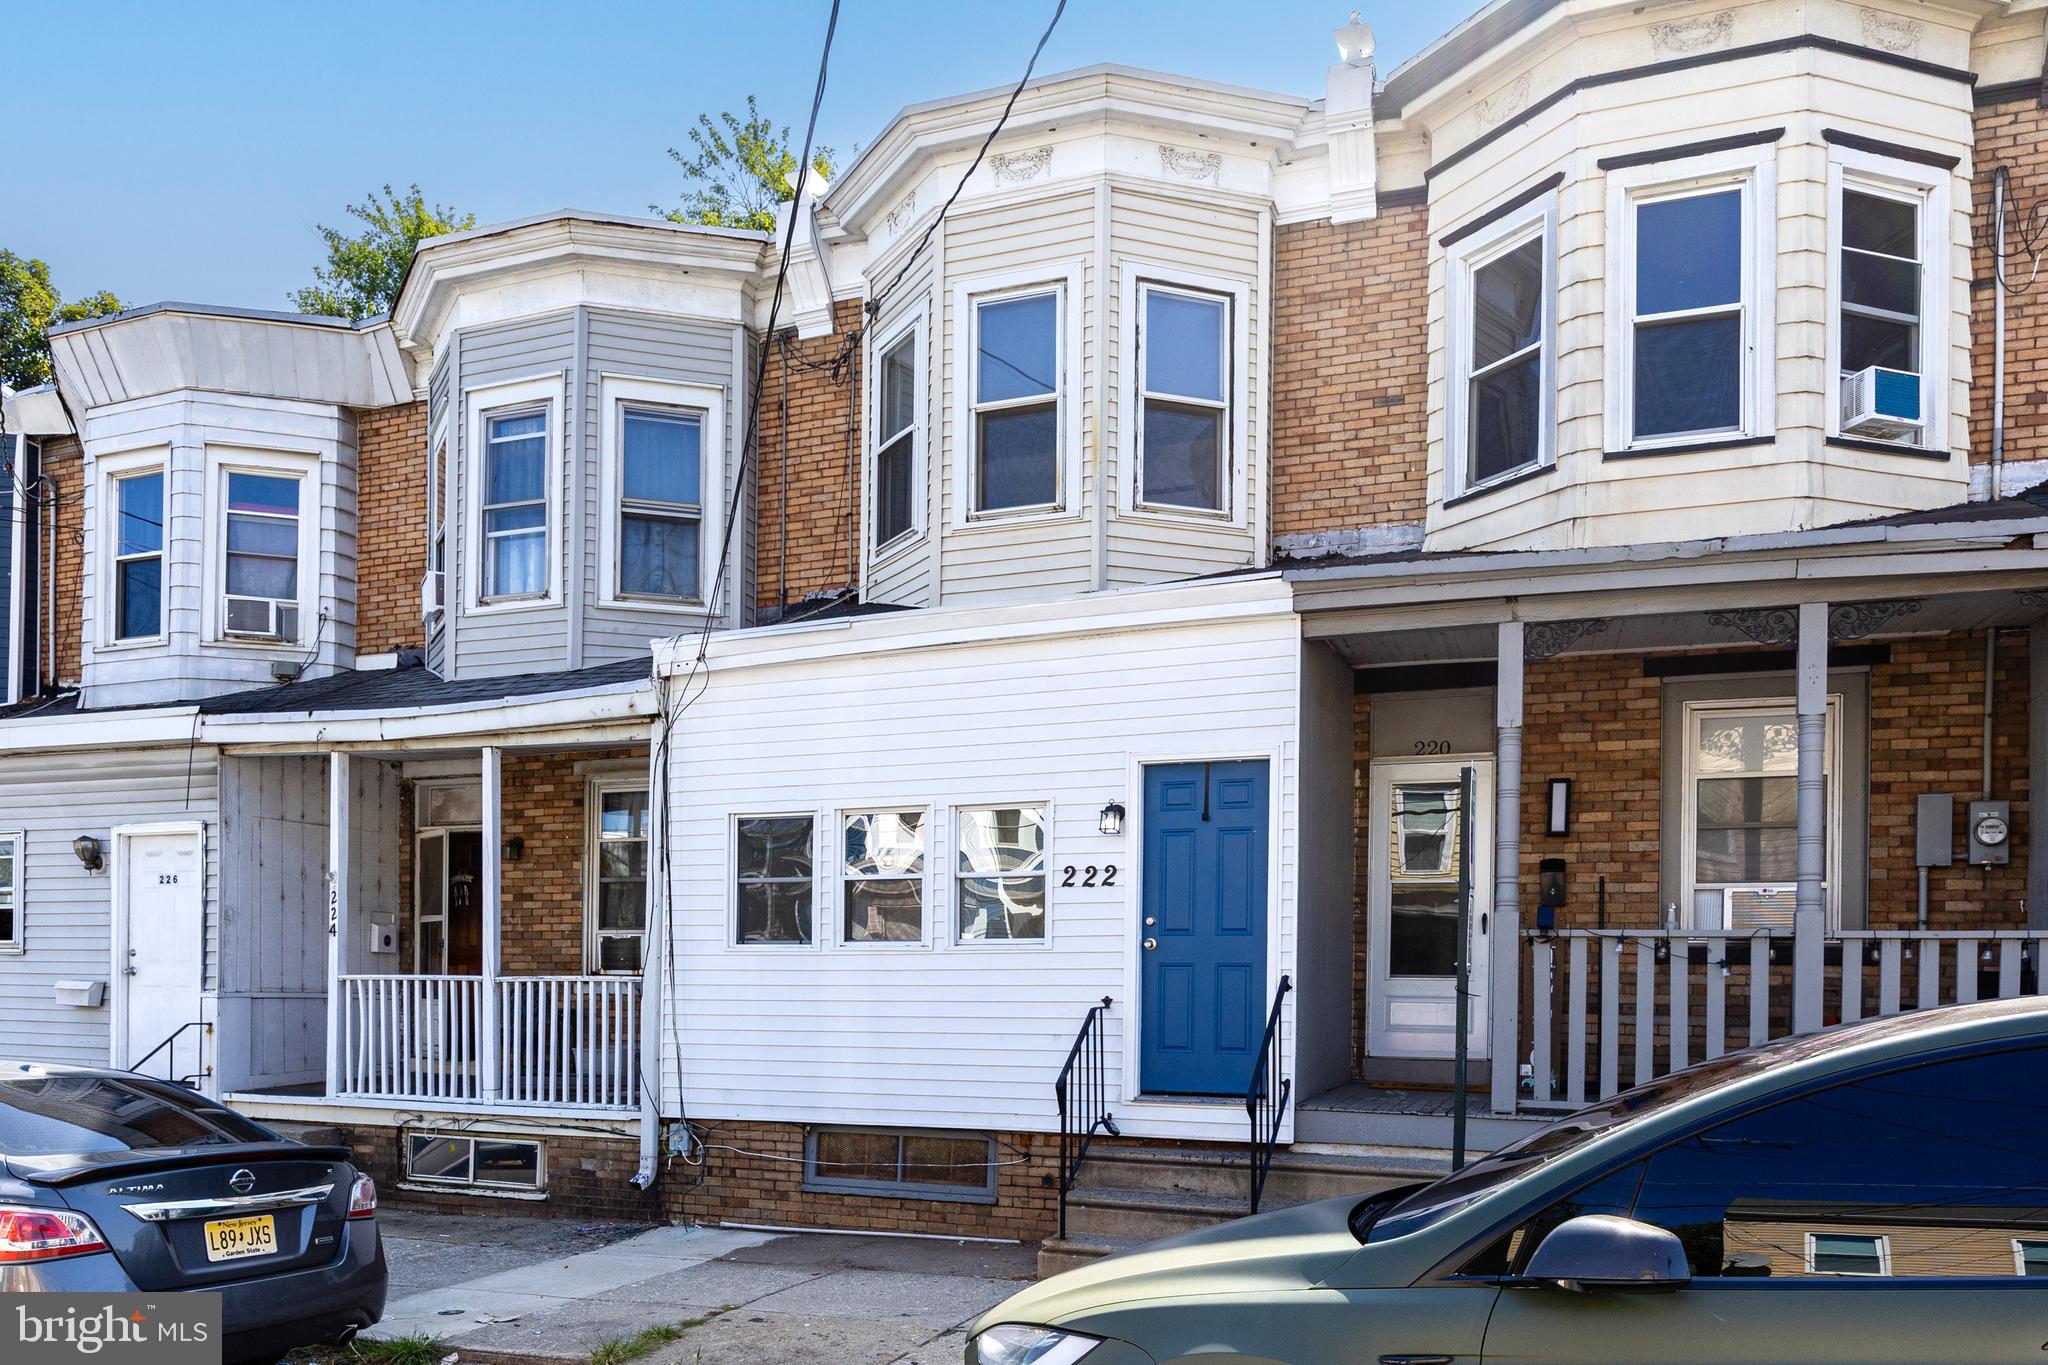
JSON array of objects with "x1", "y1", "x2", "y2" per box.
[{"x1": 202, "y1": 1213, "x2": 277, "y2": 1262}]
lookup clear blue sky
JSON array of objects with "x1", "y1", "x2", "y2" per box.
[{"x1": 4, "y1": 1, "x2": 1485, "y2": 312}]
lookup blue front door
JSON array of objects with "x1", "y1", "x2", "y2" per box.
[{"x1": 1140, "y1": 760, "x2": 1270, "y2": 1096}]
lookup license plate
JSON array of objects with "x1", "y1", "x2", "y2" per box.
[{"x1": 202, "y1": 1213, "x2": 277, "y2": 1262}]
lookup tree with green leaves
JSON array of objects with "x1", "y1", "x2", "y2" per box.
[
  {"x1": 0, "y1": 250, "x2": 122, "y2": 390},
  {"x1": 290, "y1": 184, "x2": 475, "y2": 322},
  {"x1": 657, "y1": 95, "x2": 836, "y2": 232}
]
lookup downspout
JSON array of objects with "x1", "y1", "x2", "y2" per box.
[
  {"x1": 778, "y1": 333, "x2": 789, "y2": 613},
  {"x1": 1993, "y1": 166, "x2": 2009, "y2": 501}
]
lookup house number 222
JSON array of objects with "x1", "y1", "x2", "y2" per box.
[{"x1": 1060, "y1": 865, "x2": 1118, "y2": 888}]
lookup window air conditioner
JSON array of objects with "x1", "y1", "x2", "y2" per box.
[
  {"x1": 223, "y1": 595, "x2": 299, "y2": 642},
  {"x1": 1723, "y1": 884, "x2": 1798, "y2": 933},
  {"x1": 1840, "y1": 366, "x2": 1922, "y2": 441},
  {"x1": 420, "y1": 569, "x2": 445, "y2": 621}
]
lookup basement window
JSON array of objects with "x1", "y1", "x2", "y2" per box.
[
  {"x1": 405, "y1": 1132, "x2": 545, "y2": 1191},
  {"x1": 802, "y1": 1127, "x2": 997, "y2": 1203}
]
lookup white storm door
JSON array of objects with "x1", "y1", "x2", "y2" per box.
[
  {"x1": 1366, "y1": 760, "x2": 1493, "y2": 1059},
  {"x1": 116, "y1": 827, "x2": 205, "y2": 1070}
]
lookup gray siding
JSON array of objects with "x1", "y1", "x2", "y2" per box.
[{"x1": 0, "y1": 747, "x2": 220, "y2": 1070}]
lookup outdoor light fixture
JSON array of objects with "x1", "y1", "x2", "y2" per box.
[
  {"x1": 503, "y1": 835, "x2": 525, "y2": 862},
  {"x1": 1098, "y1": 801, "x2": 1126, "y2": 837},
  {"x1": 1546, "y1": 778, "x2": 1572, "y2": 837},
  {"x1": 72, "y1": 835, "x2": 103, "y2": 872}
]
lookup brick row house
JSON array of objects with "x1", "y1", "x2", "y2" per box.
[{"x1": 3, "y1": 0, "x2": 2048, "y2": 1256}]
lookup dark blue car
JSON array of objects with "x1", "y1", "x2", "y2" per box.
[{"x1": 0, "y1": 1063, "x2": 386, "y2": 1365}]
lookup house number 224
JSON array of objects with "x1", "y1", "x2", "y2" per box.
[{"x1": 1060, "y1": 865, "x2": 1118, "y2": 888}]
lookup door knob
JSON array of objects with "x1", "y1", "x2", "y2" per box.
[
  {"x1": 1142, "y1": 937, "x2": 1158, "y2": 951},
  {"x1": 124, "y1": 967, "x2": 138, "y2": 976}
]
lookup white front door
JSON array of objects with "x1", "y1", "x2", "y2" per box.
[
  {"x1": 116, "y1": 827, "x2": 204, "y2": 1070},
  {"x1": 1366, "y1": 759, "x2": 1493, "y2": 1059}
]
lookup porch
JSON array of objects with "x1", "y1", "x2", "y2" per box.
[
  {"x1": 215, "y1": 735, "x2": 653, "y2": 1116},
  {"x1": 1294, "y1": 520, "x2": 2048, "y2": 1126}
]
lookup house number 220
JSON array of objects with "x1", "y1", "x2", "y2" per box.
[{"x1": 1060, "y1": 865, "x2": 1118, "y2": 888}]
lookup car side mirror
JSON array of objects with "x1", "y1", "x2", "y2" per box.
[{"x1": 1522, "y1": 1215, "x2": 1692, "y2": 1293}]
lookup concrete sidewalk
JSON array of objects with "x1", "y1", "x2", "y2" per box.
[{"x1": 368, "y1": 1210, "x2": 1037, "y2": 1364}]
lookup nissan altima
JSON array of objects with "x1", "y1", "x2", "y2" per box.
[
  {"x1": 0, "y1": 1063, "x2": 386, "y2": 1365},
  {"x1": 969, "y1": 997, "x2": 2048, "y2": 1364}
]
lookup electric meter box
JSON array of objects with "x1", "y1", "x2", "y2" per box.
[{"x1": 1967, "y1": 800, "x2": 2012, "y2": 867}]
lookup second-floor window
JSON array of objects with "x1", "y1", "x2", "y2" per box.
[
  {"x1": 1136, "y1": 283, "x2": 1230, "y2": 513},
  {"x1": 970, "y1": 287, "x2": 1061, "y2": 515},
  {"x1": 1827, "y1": 145, "x2": 1946, "y2": 451},
  {"x1": 1445, "y1": 194, "x2": 1554, "y2": 498},
  {"x1": 221, "y1": 472, "x2": 302, "y2": 642},
  {"x1": 482, "y1": 408, "x2": 547, "y2": 601},
  {"x1": 113, "y1": 470, "x2": 164, "y2": 642},
  {"x1": 617, "y1": 406, "x2": 702, "y2": 602},
  {"x1": 873, "y1": 329, "x2": 918, "y2": 549},
  {"x1": 1628, "y1": 188, "x2": 1745, "y2": 442}
]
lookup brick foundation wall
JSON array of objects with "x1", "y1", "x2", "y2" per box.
[
  {"x1": 664, "y1": 1119, "x2": 1060, "y2": 1242},
  {"x1": 353, "y1": 400, "x2": 428, "y2": 656},
  {"x1": 754, "y1": 300, "x2": 863, "y2": 613},
  {"x1": 1972, "y1": 95, "x2": 2048, "y2": 470},
  {"x1": 1269, "y1": 206, "x2": 1430, "y2": 544}
]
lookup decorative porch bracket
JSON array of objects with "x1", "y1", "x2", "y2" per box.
[
  {"x1": 1710, "y1": 600, "x2": 1923, "y2": 646},
  {"x1": 1523, "y1": 618, "x2": 1611, "y2": 659}
]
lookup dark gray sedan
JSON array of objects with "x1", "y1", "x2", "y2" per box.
[{"x1": 0, "y1": 1063, "x2": 385, "y2": 1365}]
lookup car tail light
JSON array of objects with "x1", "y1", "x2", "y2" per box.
[
  {"x1": 347, "y1": 1174, "x2": 377, "y2": 1220},
  {"x1": 0, "y1": 1205, "x2": 108, "y2": 1263}
]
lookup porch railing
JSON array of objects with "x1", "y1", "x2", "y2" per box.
[
  {"x1": 1523, "y1": 928, "x2": 2044, "y2": 1109},
  {"x1": 336, "y1": 974, "x2": 640, "y2": 1109},
  {"x1": 1055, "y1": 996, "x2": 1118, "y2": 1241},
  {"x1": 1246, "y1": 974, "x2": 1293, "y2": 1214}
]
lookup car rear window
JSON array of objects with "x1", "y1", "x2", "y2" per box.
[{"x1": 0, "y1": 1074, "x2": 274, "y2": 1155}]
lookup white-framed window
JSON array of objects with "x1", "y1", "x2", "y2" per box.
[
  {"x1": 734, "y1": 814, "x2": 815, "y2": 946},
  {"x1": 1606, "y1": 147, "x2": 1776, "y2": 451},
  {"x1": 1826, "y1": 146, "x2": 1950, "y2": 451},
  {"x1": 587, "y1": 782, "x2": 650, "y2": 973},
  {"x1": 463, "y1": 375, "x2": 561, "y2": 612},
  {"x1": 427, "y1": 418, "x2": 449, "y2": 622},
  {"x1": 107, "y1": 464, "x2": 166, "y2": 644},
  {"x1": 870, "y1": 314, "x2": 922, "y2": 552},
  {"x1": 954, "y1": 264, "x2": 1082, "y2": 524},
  {"x1": 841, "y1": 810, "x2": 926, "y2": 945},
  {"x1": 204, "y1": 449, "x2": 317, "y2": 647},
  {"x1": 1444, "y1": 194, "x2": 1555, "y2": 499},
  {"x1": 955, "y1": 805, "x2": 1048, "y2": 943},
  {"x1": 1680, "y1": 699, "x2": 1840, "y2": 931},
  {"x1": 597, "y1": 376, "x2": 725, "y2": 612},
  {"x1": 2015, "y1": 1240, "x2": 2048, "y2": 1277},
  {"x1": 1806, "y1": 1232, "x2": 1888, "y2": 1277},
  {"x1": 0, "y1": 831, "x2": 22, "y2": 952},
  {"x1": 1128, "y1": 274, "x2": 1244, "y2": 517}
]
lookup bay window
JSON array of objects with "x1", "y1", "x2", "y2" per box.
[
  {"x1": 1827, "y1": 143, "x2": 1948, "y2": 451},
  {"x1": 481, "y1": 408, "x2": 548, "y2": 600},
  {"x1": 872, "y1": 328, "x2": 919, "y2": 550},
  {"x1": 616, "y1": 406, "x2": 702, "y2": 602},
  {"x1": 842, "y1": 810, "x2": 925, "y2": 943},
  {"x1": 969, "y1": 286, "x2": 1061, "y2": 515},
  {"x1": 112, "y1": 470, "x2": 164, "y2": 642},
  {"x1": 221, "y1": 471, "x2": 302, "y2": 642},
  {"x1": 1445, "y1": 194, "x2": 1554, "y2": 497},
  {"x1": 956, "y1": 805, "x2": 1047, "y2": 943},
  {"x1": 1135, "y1": 282, "x2": 1230, "y2": 513}
]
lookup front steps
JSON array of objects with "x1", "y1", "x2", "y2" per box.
[{"x1": 1038, "y1": 1144, "x2": 1441, "y2": 1278}]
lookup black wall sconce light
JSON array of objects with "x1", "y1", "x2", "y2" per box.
[
  {"x1": 503, "y1": 835, "x2": 525, "y2": 862},
  {"x1": 1546, "y1": 778, "x2": 1572, "y2": 837},
  {"x1": 73, "y1": 835, "x2": 104, "y2": 872},
  {"x1": 1098, "y1": 800, "x2": 1126, "y2": 837}
]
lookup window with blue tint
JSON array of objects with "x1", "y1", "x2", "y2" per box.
[
  {"x1": 114, "y1": 472, "x2": 164, "y2": 641},
  {"x1": 221, "y1": 471, "x2": 301, "y2": 640},
  {"x1": 1464, "y1": 234, "x2": 1547, "y2": 485},
  {"x1": 617, "y1": 407, "x2": 702, "y2": 601},
  {"x1": 482, "y1": 409, "x2": 547, "y2": 599},
  {"x1": 1138, "y1": 284, "x2": 1229, "y2": 512},
  {"x1": 972, "y1": 289, "x2": 1060, "y2": 513},
  {"x1": 1631, "y1": 187, "x2": 1745, "y2": 441}
]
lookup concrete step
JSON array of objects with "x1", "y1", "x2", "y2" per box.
[
  {"x1": 1074, "y1": 1146, "x2": 1436, "y2": 1207},
  {"x1": 1037, "y1": 1234, "x2": 1147, "y2": 1279},
  {"x1": 1064, "y1": 1185, "x2": 1248, "y2": 1241}
]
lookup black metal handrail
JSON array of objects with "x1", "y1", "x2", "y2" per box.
[
  {"x1": 129, "y1": 1020, "x2": 211, "y2": 1088},
  {"x1": 1055, "y1": 995, "x2": 1118, "y2": 1239},
  {"x1": 1246, "y1": 975, "x2": 1293, "y2": 1214}
]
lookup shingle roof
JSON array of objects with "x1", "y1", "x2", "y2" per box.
[{"x1": 196, "y1": 656, "x2": 653, "y2": 717}]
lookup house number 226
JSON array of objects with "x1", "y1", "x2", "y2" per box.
[
  {"x1": 158, "y1": 874, "x2": 180, "y2": 885},
  {"x1": 1060, "y1": 865, "x2": 1118, "y2": 888}
]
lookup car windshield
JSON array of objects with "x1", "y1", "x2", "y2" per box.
[
  {"x1": 0, "y1": 1073, "x2": 275, "y2": 1156},
  {"x1": 1357, "y1": 1044, "x2": 1792, "y2": 1243}
]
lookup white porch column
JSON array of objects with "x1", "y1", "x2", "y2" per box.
[
  {"x1": 1490, "y1": 621, "x2": 1525, "y2": 1114},
  {"x1": 324, "y1": 752, "x2": 351, "y2": 1097},
  {"x1": 480, "y1": 745, "x2": 503, "y2": 1103},
  {"x1": 1793, "y1": 602, "x2": 1828, "y2": 1033}
]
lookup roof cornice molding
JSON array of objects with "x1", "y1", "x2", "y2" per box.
[
  {"x1": 48, "y1": 309, "x2": 408, "y2": 413},
  {"x1": 393, "y1": 213, "x2": 772, "y2": 354}
]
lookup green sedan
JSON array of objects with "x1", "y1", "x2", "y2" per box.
[{"x1": 969, "y1": 996, "x2": 2048, "y2": 1364}]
